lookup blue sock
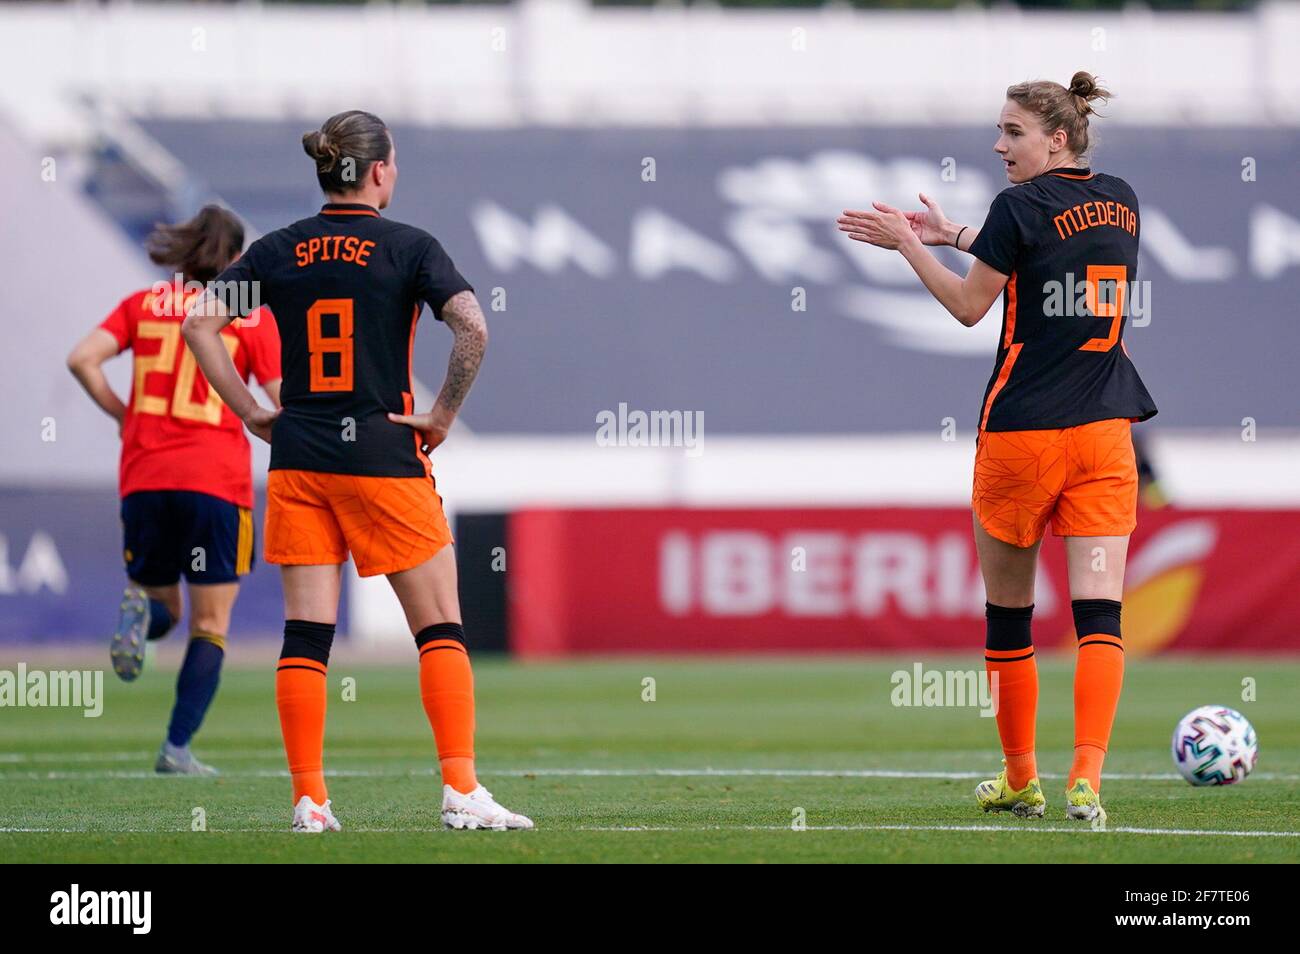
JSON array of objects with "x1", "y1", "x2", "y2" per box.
[
  {"x1": 147, "y1": 599, "x2": 175, "y2": 641},
  {"x1": 166, "y1": 634, "x2": 225, "y2": 747}
]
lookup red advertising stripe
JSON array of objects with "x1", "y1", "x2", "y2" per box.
[{"x1": 507, "y1": 507, "x2": 1300, "y2": 657}]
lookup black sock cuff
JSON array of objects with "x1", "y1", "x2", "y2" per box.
[
  {"x1": 985, "y1": 602, "x2": 1033, "y2": 651},
  {"x1": 1072, "y1": 599, "x2": 1122, "y2": 640},
  {"x1": 985, "y1": 602, "x2": 1034, "y2": 620},
  {"x1": 281, "y1": 619, "x2": 336, "y2": 664},
  {"x1": 415, "y1": 622, "x2": 466, "y2": 650}
]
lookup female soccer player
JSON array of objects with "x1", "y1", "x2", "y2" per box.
[
  {"x1": 183, "y1": 110, "x2": 533, "y2": 832},
  {"x1": 837, "y1": 73, "x2": 1156, "y2": 825},
  {"x1": 67, "y1": 205, "x2": 282, "y2": 775}
]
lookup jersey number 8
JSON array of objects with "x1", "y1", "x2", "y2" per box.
[{"x1": 307, "y1": 299, "x2": 355, "y2": 392}]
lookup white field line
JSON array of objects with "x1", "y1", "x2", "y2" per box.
[
  {"x1": 572, "y1": 824, "x2": 1300, "y2": 838},
  {"x1": 0, "y1": 764, "x2": 1297, "y2": 782},
  {"x1": 0, "y1": 824, "x2": 1297, "y2": 838}
]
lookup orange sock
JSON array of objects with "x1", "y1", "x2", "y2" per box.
[
  {"x1": 416, "y1": 623, "x2": 477, "y2": 794},
  {"x1": 276, "y1": 657, "x2": 329, "y2": 805},
  {"x1": 984, "y1": 602, "x2": 1038, "y2": 790},
  {"x1": 1070, "y1": 599, "x2": 1125, "y2": 792},
  {"x1": 986, "y1": 649, "x2": 1039, "y2": 789},
  {"x1": 1071, "y1": 636, "x2": 1124, "y2": 791}
]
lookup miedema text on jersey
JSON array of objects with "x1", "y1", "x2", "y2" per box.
[{"x1": 968, "y1": 167, "x2": 1158, "y2": 433}]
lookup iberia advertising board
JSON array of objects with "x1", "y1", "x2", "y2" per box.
[{"x1": 508, "y1": 508, "x2": 1300, "y2": 656}]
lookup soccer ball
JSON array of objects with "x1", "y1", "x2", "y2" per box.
[{"x1": 1171, "y1": 705, "x2": 1258, "y2": 786}]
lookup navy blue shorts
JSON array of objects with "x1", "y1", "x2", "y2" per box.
[{"x1": 121, "y1": 491, "x2": 255, "y2": 586}]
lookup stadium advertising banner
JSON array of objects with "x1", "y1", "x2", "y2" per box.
[
  {"x1": 0, "y1": 489, "x2": 288, "y2": 643},
  {"x1": 145, "y1": 122, "x2": 1300, "y2": 437},
  {"x1": 508, "y1": 507, "x2": 1300, "y2": 656}
]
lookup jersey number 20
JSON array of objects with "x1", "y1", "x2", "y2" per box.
[{"x1": 134, "y1": 321, "x2": 239, "y2": 425}]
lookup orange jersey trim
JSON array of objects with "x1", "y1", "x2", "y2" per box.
[
  {"x1": 980, "y1": 272, "x2": 1020, "y2": 432},
  {"x1": 980, "y1": 343, "x2": 1023, "y2": 433},
  {"x1": 320, "y1": 208, "x2": 380, "y2": 217},
  {"x1": 406, "y1": 304, "x2": 433, "y2": 478},
  {"x1": 1002, "y1": 272, "x2": 1018, "y2": 349}
]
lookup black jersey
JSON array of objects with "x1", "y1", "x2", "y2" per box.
[
  {"x1": 968, "y1": 167, "x2": 1157, "y2": 433},
  {"x1": 213, "y1": 203, "x2": 473, "y2": 477}
]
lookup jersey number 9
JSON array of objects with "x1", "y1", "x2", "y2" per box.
[{"x1": 1079, "y1": 264, "x2": 1127, "y2": 353}]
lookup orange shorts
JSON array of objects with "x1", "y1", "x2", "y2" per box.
[
  {"x1": 972, "y1": 417, "x2": 1138, "y2": 549},
  {"x1": 264, "y1": 469, "x2": 453, "y2": 577}
]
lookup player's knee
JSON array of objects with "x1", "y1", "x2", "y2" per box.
[
  {"x1": 189, "y1": 608, "x2": 232, "y2": 639},
  {"x1": 281, "y1": 619, "x2": 336, "y2": 665},
  {"x1": 985, "y1": 602, "x2": 1033, "y2": 651}
]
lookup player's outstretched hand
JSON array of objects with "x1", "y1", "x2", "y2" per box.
[
  {"x1": 242, "y1": 405, "x2": 280, "y2": 444},
  {"x1": 837, "y1": 202, "x2": 915, "y2": 251},
  {"x1": 904, "y1": 192, "x2": 956, "y2": 246},
  {"x1": 387, "y1": 410, "x2": 451, "y2": 455}
]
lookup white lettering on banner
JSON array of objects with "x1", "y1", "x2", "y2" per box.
[
  {"x1": 659, "y1": 529, "x2": 1058, "y2": 618},
  {"x1": 782, "y1": 532, "x2": 844, "y2": 616},
  {"x1": 0, "y1": 532, "x2": 69, "y2": 595},
  {"x1": 630, "y1": 208, "x2": 737, "y2": 281},
  {"x1": 934, "y1": 533, "x2": 969, "y2": 616},
  {"x1": 1139, "y1": 209, "x2": 1235, "y2": 281},
  {"x1": 659, "y1": 532, "x2": 693, "y2": 615},
  {"x1": 724, "y1": 207, "x2": 842, "y2": 284},
  {"x1": 470, "y1": 201, "x2": 617, "y2": 276},
  {"x1": 853, "y1": 533, "x2": 930, "y2": 617},
  {"x1": 700, "y1": 531, "x2": 772, "y2": 615},
  {"x1": 1250, "y1": 204, "x2": 1300, "y2": 279},
  {"x1": 470, "y1": 154, "x2": 1296, "y2": 293}
]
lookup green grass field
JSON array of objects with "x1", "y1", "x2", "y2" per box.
[{"x1": 2, "y1": 653, "x2": 1297, "y2": 863}]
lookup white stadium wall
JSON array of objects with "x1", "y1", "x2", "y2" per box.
[{"x1": 0, "y1": 0, "x2": 1298, "y2": 144}]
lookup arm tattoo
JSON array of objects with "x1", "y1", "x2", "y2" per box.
[{"x1": 436, "y1": 290, "x2": 488, "y2": 416}]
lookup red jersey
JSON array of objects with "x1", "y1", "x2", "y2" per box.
[{"x1": 99, "y1": 285, "x2": 281, "y2": 508}]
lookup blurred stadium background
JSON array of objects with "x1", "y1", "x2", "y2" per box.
[{"x1": 3, "y1": 0, "x2": 1299, "y2": 659}]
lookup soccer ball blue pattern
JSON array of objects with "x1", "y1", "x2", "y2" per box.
[{"x1": 1171, "y1": 705, "x2": 1258, "y2": 786}]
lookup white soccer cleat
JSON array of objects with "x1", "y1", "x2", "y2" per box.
[
  {"x1": 441, "y1": 785, "x2": 534, "y2": 831},
  {"x1": 291, "y1": 795, "x2": 342, "y2": 833},
  {"x1": 155, "y1": 742, "x2": 219, "y2": 776}
]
